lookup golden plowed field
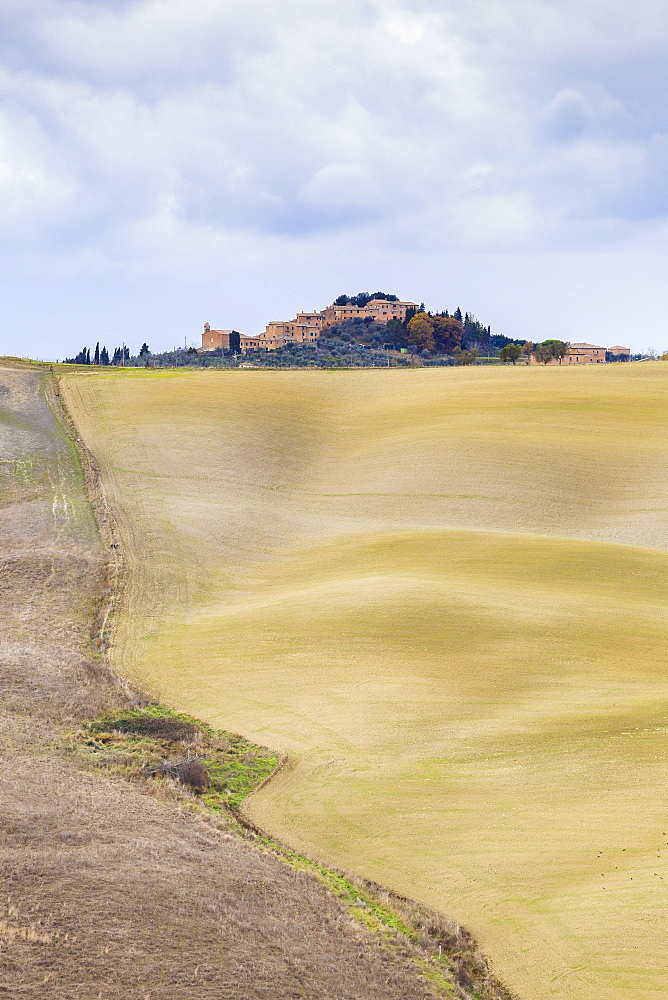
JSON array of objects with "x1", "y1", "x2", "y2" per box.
[{"x1": 63, "y1": 363, "x2": 668, "y2": 1000}]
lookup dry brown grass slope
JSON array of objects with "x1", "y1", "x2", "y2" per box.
[
  {"x1": 0, "y1": 365, "x2": 464, "y2": 1000},
  {"x1": 61, "y1": 363, "x2": 668, "y2": 1000}
]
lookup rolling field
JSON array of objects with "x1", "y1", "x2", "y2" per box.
[
  {"x1": 62, "y1": 363, "x2": 668, "y2": 1000},
  {"x1": 1, "y1": 364, "x2": 444, "y2": 1000}
]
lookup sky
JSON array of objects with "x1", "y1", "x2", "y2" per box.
[{"x1": 1, "y1": 0, "x2": 667, "y2": 359}]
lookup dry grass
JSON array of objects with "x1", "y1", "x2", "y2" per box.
[
  {"x1": 61, "y1": 363, "x2": 668, "y2": 1000},
  {"x1": 1, "y1": 743, "x2": 456, "y2": 1000}
]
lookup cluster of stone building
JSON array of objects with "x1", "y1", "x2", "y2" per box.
[
  {"x1": 199, "y1": 301, "x2": 631, "y2": 363},
  {"x1": 200, "y1": 298, "x2": 417, "y2": 353}
]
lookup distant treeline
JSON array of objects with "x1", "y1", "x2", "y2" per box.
[
  {"x1": 64, "y1": 342, "x2": 150, "y2": 365},
  {"x1": 333, "y1": 291, "x2": 399, "y2": 306}
]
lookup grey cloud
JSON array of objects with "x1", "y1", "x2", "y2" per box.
[{"x1": 1, "y1": 0, "x2": 668, "y2": 356}]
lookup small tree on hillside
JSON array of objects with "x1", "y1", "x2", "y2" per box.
[
  {"x1": 499, "y1": 344, "x2": 523, "y2": 365},
  {"x1": 533, "y1": 340, "x2": 568, "y2": 365},
  {"x1": 533, "y1": 344, "x2": 553, "y2": 364},
  {"x1": 551, "y1": 340, "x2": 568, "y2": 363}
]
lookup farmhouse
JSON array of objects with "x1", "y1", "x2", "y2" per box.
[
  {"x1": 530, "y1": 342, "x2": 610, "y2": 365},
  {"x1": 565, "y1": 343, "x2": 607, "y2": 364}
]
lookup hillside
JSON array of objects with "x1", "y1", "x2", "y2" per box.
[
  {"x1": 1, "y1": 364, "x2": 473, "y2": 1000},
  {"x1": 61, "y1": 362, "x2": 668, "y2": 1000}
]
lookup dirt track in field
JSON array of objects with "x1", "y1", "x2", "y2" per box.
[
  {"x1": 61, "y1": 363, "x2": 668, "y2": 1000},
  {"x1": 0, "y1": 365, "x2": 455, "y2": 1000}
]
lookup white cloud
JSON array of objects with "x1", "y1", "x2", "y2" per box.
[{"x1": 0, "y1": 0, "x2": 667, "y2": 354}]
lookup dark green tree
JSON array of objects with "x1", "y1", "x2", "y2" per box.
[
  {"x1": 533, "y1": 344, "x2": 553, "y2": 364},
  {"x1": 551, "y1": 340, "x2": 568, "y2": 363},
  {"x1": 432, "y1": 316, "x2": 463, "y2": 354},
  {"x1": 533, "y1": 340, "x2": 568, "y2": 364},
  {"x1": 499, "y1": 344, "x2": 523, "y2": 364}
]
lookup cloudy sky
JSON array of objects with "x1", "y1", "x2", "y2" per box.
[{"x1": 1, "y1": 0, "x2": 667, "y2": 358}]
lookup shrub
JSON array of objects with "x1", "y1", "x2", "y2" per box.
[{"x1": 145, "y1": 756, "x2": 210, "y2": 793}]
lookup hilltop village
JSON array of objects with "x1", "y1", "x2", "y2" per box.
[
  {"x1": 198, "y1": 293, "x2": 631, "y2": 365},
  {"x1": 64, "y1": 292, "x2": 633, "y2": 367},
  {"x1": 201, "y1": 295, "x2": 418, "y2": 352}
]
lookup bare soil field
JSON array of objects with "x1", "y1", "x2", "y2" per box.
[
  {"x1": 1, "y1": 365, "x2": 465, "y2": 1000},
  {"x1": 61, "y1": 362, "x2": 668, "y2": 1000}
]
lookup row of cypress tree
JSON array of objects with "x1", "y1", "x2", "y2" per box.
[{"x1": 65, "y1": 343, "x2": 150, "y2": 365}]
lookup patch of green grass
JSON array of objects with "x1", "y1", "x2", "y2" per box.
[
  {"x1": 81, "y1": 704, "x2": 279, "y2": 809},
  {"x1": 250, "y1": 838, "x2": 504, "y2": 998},
  {"x1": 258, "y1": 841, "x2": 415, "y2": 936}
]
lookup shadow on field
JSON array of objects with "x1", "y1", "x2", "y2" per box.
[{"x1": 0, "y1": 364, "x2": 515, "y2": 1000}]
